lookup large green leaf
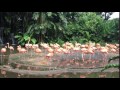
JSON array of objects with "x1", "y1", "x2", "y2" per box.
[
  {"x1": 31, "y1": 38, "x2": 37, "y2": 44},
  {"x1": 47, "y1": 12, "x2": 52, "y2": 17},
  {"x1": 15, "y1": 35, "x2": 22, "y2": 38},
  {"x1": 23, "y1": 35, "x2": 30, "y2": 41},
  {"x1": 27, "y1": 25, "x2": 33, "y2": 33}
]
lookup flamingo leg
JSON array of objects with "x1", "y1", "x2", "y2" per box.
[
  {"x1": 2, "y1": 53, "x2": 4, "y2": 65},
  {"x1": 82, "y1": 53, "x2": 84, "y2": 62},
  {"x1": 1, "y1": 53, "x2": 2, "y2": 65},
  {"x1": 89, "y1": 54, "x2": 91, "y2": 60},
  {"x1": 102, "y1": 53, "x2": 105, "y2": 62},
  {"x1": 104, "y1": 53, "x2": 106, "y2": 62},
  {"x1": 103, "y1": 53, "x2": 107, "y2": 66},
  {"x1": 104, "y1": 53, "x2": 107, "y2": 64}
]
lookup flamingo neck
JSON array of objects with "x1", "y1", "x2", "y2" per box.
[{"x1": 7, "y1": 43, "x2": 9, "y2": 48}]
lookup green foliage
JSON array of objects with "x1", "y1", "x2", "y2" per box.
[
  {"x1": 1, "y1": 12, "x2": 119, "y2": 45},
  {"x1": 101, "y1": 64, "x2": 119, "y2": 72},
  {"x1": 15, "y1": 33, "x2": 37, "y2": 45},
  {"x1": 32, "y1": 12, "x2": 40, "y2": 20},
  {"x1": 105, "y1": 18, "x2": 119, "y2": 43},
  {"x1": 56, "y1": 38, "x2": 64, "y2": 46},
  {"x1": 31, "y1": 38, "x2": 37, "y2": 44},
  {"x1": 101, "y1": 56, "x2": 119, "y2": 72},
  {"x1": 50, "y1": 38, "x2": 64, "y2": 46},
  {"x1": 108, "y1": 56, "x2": 120, "y2": 63}
]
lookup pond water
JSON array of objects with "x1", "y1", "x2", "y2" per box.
[{"x1": 0, "y1": 67, "x2": 119, "y2": 78}]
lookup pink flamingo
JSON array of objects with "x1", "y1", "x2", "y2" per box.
[
  {"x1": 35, "y1": 48, "x2": 42, "y2": 55},
  {"x1": 7, "y1": 43, "x2": 14, "y2": 54},
  {"x1": 35, "y1": 48, "x2": 41, "y2": 52},
  {"x1": 1, "y1": 47, "x2": 7, "y2": 64},
  {"x1": 80, "y1": 75, "x2": 86, "y2": 78},
  {"x1": 100, "y1": 47, "x2": 108, "y2": 66},
  {"x1": 63, "y1": 49, "x2": 70, "y2": 61},
  {"x1": 46, "y1": 53, "x2": 54, "y2": 61},
  {"x1": 87, "y1": 47, "x2": 94, "y2": 62},
  {"x1": 1, "y1": 70, "x2": 7, "y2": 77},
  {"x1": 19, "y1": 48, "x2": 27, "y2": 60},
  {"x1": 17, "y1": 45, "x2": 21, "y2": 52},
  {"x1": 81, "y1": 48, "x2": 87, "y2": 62},
  {"x1": 19, "y1": 48, "x2": 27, "y2": 53},
  {"x1": 47, "y1": 48, "x2": 54, "y2": 53},
  {"x1": 73, "y1": 47, "x2": 80, "y2": 60}
]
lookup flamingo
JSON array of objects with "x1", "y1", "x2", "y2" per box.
[
  {"x1": 0, "y1": 47, "x2": 7, "y2": 64},
  {"x1": 19, "y1": 48, "x2": 27, "y2": 60},
  {"x1": 62, "y1": 49, "x2": 70, "y2": 61},
  {"x1": 25, "y1": 43, "x2": 32, "y2": 48},
  {"x1": 100, "y1": 47, "x2": 108, "y2": 66},
  {"x1": 53, "y1": 45, "x2": 59, "y2": 52},
  {"x1": 43, "y1": 45, "x2": 49, "y2": 54},
  {"x1": 17, "y1": 45, "x2": 22, "y2": 60},
  {"x1": 1, "y1": 70, "x2": 7, "y2": 77},
  {"x1": 32, "y1": 44, "x2": 39, "y2": 49},
  {"x1": 87, "y1": 47, "x2": 94, "y2": 62},
  {"x1": 46, "y1": 52, "x2": 54, "y2": 61},
  {"x1": 47, "y1": 48, "x2": 54, "y2": 53},
  {"x1": 25, "y1": 44, "x2": 34, "y2": 57},
  {"x1": 46, "y1": 52, "x2": 54, "y2": 68},
  {"x1": 35, "y1": 48, "x2": 42, "y2": 56},
  {"x1": 25, "y1": 44, "x2": 33, "y2": 54},
  {"x1": 6, "y1": 43, "x2": 14, "y2": 54},
  {"x1": 75, "y1": 61, "x2": 79, "y2": 67},
  {"x1": 1, "y1": 48, "x2": 7, "y2": 53},
  {"x1": 80, "y1": 75, "x2": 86, "y2": 78},
  {"x1": 19, "y1": 48, "x2": 27, "y2": 53},
  {"x1": 73, "y1": 47, "x2": 80, "y2": 60},
  {"x1": 25, "y1": 43, "x2": 29, "y2": 49},
  {"x1": 9, "y1": 46, "x2": 14, "y2": 54},
  {"x1": 17, "y1": 45, "x2": 21, "y2": 52},
  {"x1": 56, "y1": 48, "x2": 62, "y2": 53},
  {"x1": 35, "y1": 48, "x2": 42, "y2": 53},
  {"x1": 95, "y1": 44, "x2": 101, "y2": 59},
  {"x1": 111, "y1": 48, "x2": 116, "y2": 53},
  {"x1": 9, "y1": 46, "x2": 14, "y2": 51},
  {"x1": 81, "y1": 48, "x2": 87, "y2": 62}
]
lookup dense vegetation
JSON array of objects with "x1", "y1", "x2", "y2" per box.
[{"x1": 0, "y1": 12, "x2": 119, "y2": 45}]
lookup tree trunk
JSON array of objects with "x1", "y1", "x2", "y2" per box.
[{"x1": 104, "y1": 12, "x2": 107, "y2": 20}]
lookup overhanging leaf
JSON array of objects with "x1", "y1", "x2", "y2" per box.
[
  {"x1": 101, "y1": 64, "x2": 119, "y2": 72},
  {"x1": 47, "y1": 12, "x2": 52, "y2": 17},
  {"x1": 15, "y1": 35, "x2": 21, "y2": 38},
  {"x1": 108, "y1": 56, "x2": 120, "y2": 63},
  {"x1": 24, "y1": 35, "x2": 30, "y2": 41},
  {"x1": 31, "y1": 38, "x2": 37, "y2": 44}
]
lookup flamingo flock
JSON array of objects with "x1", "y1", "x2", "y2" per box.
[{"x1": 0, "y1": 42, "x2": 119, "y2": 68}]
